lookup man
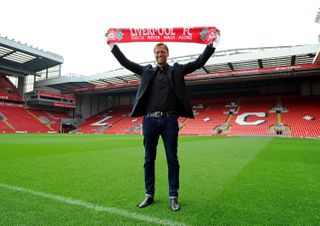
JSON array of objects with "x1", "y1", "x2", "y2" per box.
[{"x1": 108, "y1": 30, "x2": 220, "y2": 211}]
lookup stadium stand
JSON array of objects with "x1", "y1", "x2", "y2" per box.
[
  {"x1": 0, "y1": 35, "x2": 76, "y2": 133},
  {"x1": 0, "y1": 102, "x2": 71, "y2": 133},
  {"x1": 0, "y1": 104, "x2": 50, "y2": 133},
  {"x1": 281, "y1": 95, "x2": 320, "y2": 137},
  {"x1": 0, "y1": 74, "x2": 24, "y2": 102},
  {"x1": 228, "y1": 96, "x2": 277, "y2": 136},
  {"x1": 1, "y1": 35, "x2": 320, "y2": 137},
  {"x1": 75, "y1": 106, "x2": 143, "y2": 134},
  {"x1": 72, "y1": 94, "x2": 320, "y2": 138}
]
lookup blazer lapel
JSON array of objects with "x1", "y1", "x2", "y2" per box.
[
  {"x1": 145, "y1": 67, "x2": 157, "y2": 84},
  {"x1": 167, "y1": 66, "x2": 175, "y2": 89}
]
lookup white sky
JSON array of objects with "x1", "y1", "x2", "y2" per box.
[{"x1": 1, "y1": 0, "x2": 319, "y2": 76}]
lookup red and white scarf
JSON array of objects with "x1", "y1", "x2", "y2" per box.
[{"x1": 105, "y1": 26, "x2": 218, "y2": 44}]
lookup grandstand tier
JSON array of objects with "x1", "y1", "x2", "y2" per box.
[
  {"x1": 1, "y1": 35, "x2": 320, "y2": 137},
  {"x1": 72, "y1": 95, "x2": 319, "y2": 138}
]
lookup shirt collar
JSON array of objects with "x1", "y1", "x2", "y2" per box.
[{"x1": 156, "y1": 63, "x2": 168, "y2": 72}]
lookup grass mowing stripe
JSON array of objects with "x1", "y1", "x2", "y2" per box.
[
  {"x1": 1, "y1": 135, "x2": 319, "y2": 225},
  {"x1": 206, "y1": 137, "x2": 320, "y2": 225},
  {"x1": 0, "y1": 183, "x2": 186, "y2": 226}
]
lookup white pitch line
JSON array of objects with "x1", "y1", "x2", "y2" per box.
[{"x1": 0, "y1": 183, "x2": 186, "y2": 226}]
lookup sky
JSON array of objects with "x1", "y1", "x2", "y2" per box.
[{"x1": 1, "y1": 0, "x2": 319, "y2": 76}]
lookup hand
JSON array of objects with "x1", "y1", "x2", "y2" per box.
[
  {"x1": 210, "y1": 29, "x2": 220, "y2": 48},
  {"x1": 105, "y1": 31, "x2": 115, "y2": 50},
  {"x1": 212, "y1": 34, "x2": 220, "y2": 48}
]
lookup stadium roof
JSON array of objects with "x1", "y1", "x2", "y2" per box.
[
  {"x1": 36, "y1": 44, "x2": 320, "y2": 94},
  {"x1": 0, "y1": 35, "x2": 64, "y2": 76}
]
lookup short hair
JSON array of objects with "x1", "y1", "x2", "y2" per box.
[{"x1": 154, "y1": 42, "x2": 169, "y2": 54}]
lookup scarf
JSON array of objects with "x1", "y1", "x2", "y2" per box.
[{"x1": 105, "y1": 26, "x2": 218, "y2": 44}]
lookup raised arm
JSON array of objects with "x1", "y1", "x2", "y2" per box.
[
  {"x1": 182, "y1": 29, "x2": 220, "y2": 75},
  {"x1": 109, "y1": 44, "x2": 145, "y2": 75}
]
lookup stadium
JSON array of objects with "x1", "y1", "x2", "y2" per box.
[{"x1": 1, "y1": 14, "x2": 320, "y2": 226}]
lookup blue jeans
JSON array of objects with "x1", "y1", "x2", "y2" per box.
[{"x1": 142, "y1": 113, "x2": 180, "y2": 197}]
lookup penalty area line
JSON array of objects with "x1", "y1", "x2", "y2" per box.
[{"x1": 0, "y1": 182, "x2": 186, "y2": 226}]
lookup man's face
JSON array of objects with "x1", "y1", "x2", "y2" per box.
[{"x1": 154, "y1": 45, "x2": 169, "y2": 67}]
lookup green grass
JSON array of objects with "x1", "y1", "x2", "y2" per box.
[{"x1": 0, "y1": 134, "x2": 319, "y2": 225}]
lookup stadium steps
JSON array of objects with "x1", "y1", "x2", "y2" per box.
[
  {"x1": 43, "y1": 111, "x2": 72, "y2": 132},
  {"x1": 3, "y1": 119, "x2": 15, "y2": 130},
  {"x1": 0, "y1": 119, "x2": 16, "y2": 132},
  {"x1": 178, "y1": 117, "x2": 189, "y2": 131},
  {"x1": 25, "y1": 109, "x2": 54, "y2": 131},
  {"x1": 207, "y1": 98, "x2": 239, "y2": 135},
  {"x1": 0, "y1": 105, "x2": 51, "y2": 133}
]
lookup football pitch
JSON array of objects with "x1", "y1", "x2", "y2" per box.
[{"x1": 0, "y1": 134, "x2": 319, "y2": 226}]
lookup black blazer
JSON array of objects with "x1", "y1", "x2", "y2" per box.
[{"x1": 111, "y1": 44, "x2": 215, "y2": 118}]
